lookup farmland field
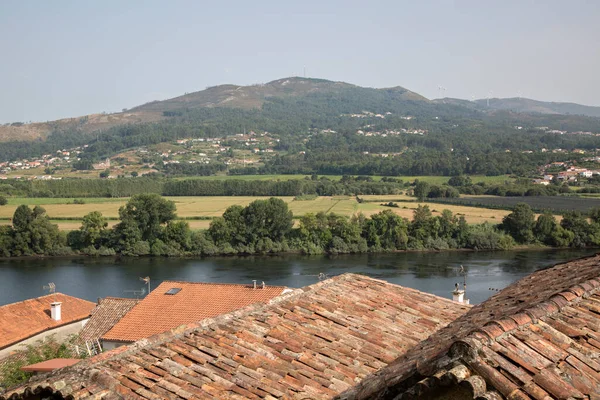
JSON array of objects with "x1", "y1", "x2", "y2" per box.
[
  {"x1": 0, "y1": 195, "x2": 517, "y2": 230},
  {"x1": 428, "y1": 195, "x2": 600, "y2": 213},
  {"x1": 174, "y1": 174, "x2": 513, "y2": 185}
]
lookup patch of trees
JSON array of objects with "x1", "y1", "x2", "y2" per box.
[
  {"x1": 500, "y1": 202, "x2": 600, "y2": 248},
  {"x1": 161, "y1": 162, "x2": 227, "y2": 176},
  {"x1": 163, "y1": 177, "x2": 405, "y2": 197},
  {"x1": 5, "y1": 195, "x2": 600, "y2": 259},
  {"x1": 0, "y1": 205, "x2": 69, "y2": 257},
  {"x1": 2, "y1": 176, "x2": 407, "y2": 198}
]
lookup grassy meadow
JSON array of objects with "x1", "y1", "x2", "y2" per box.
[
  {"x1": 0, "y1": 194, "x2": 515, "y2": 231},
  {"x1": 178, "y1": 174, "x2": 513, "y2": 185}
]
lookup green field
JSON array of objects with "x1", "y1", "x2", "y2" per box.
[
  {"x1": 0, "y1": 194, "x2": 516, "y2": 231},
  {"x1": 177, "y1": 174, "x2": 513, "y2": 185},
  {"x1": 429, "y1": 195, "x2": 600, "y2": 214},
  {"x1": 4, "y1": 197, "x2": 127, "y2": 206}
]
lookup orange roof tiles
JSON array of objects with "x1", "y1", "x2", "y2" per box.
[
  {"x1": 3, "y1": 274, "x2": 469, "y2": 399},
  {"x1": 20, "y1": 358, "x2": 80, "y2": 373},
  {"x1": 341, "y1": 253, "x2": 600, "y2": 400},
  {"x1": 102, "y1": 281, "x2": 286, "y2": 343},
  {"x1": 78, "y1": 297, "x2": 139, "y2": 343},
  {"x1": 0, "y1": 293, "x2": 96, "y2": 350}
]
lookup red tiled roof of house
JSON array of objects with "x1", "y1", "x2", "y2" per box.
[
  {"x1": 340, "y1": 253, "x2": 600, "y2": 400},
  {"x1": 102, "y1": 281, "x2": 287, "y2": 343},
  {"x1": 0, "y1": 293, "x2": 96, "y2": 350},
  {"x1": 77, "y1": 297, "x2": 139, "y2": 344},
  {"x1": 20, "y1": 358, "x2": 80, "y2": 373},
  {"x1": 2, "y1": 274, "x2": 470, "y2": 399}
]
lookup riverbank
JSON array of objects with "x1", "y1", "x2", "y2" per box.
[{"x1": 0, "y1": 242, "x2": 572, "y2": 261}]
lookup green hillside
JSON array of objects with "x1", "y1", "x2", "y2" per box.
[{"x1": 2, "y1": 77, "x2": 600, "y2": 179}]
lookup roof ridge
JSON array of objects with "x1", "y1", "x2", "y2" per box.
[
  {"x1": 0, "y1": 292, "x2": 84, "y2": 308},
  {"x1": 155, "y1": 280, "x2": 287, "y2": 288},
  {"x1": 75, "y1": 274, "x2": 378, "y2": 367},
  {"x1": 470, "y1": 275, "x2": 600, "y2": 343}
]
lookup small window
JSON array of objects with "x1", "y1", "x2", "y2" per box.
[{"x1": 165, "y1": 288, "x2": 182, "y2": 295}]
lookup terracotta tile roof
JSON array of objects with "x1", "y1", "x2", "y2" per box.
[
  {"x1": 2, "y1": 274, "x2": 470, "y2": 399},
  {"x1": 0, "y1": 293, "x2": 96, "y2": 351},
  {"x1": 102, "y1": 281, "x2": 287, "y2": 343},
  {"x1": 339, "y1": 253, "x2": 600, "y2": 400},
  {"x1": 20, "y1": 359, "x2": 80, "y2": 373},
  {"x1": 77, "y1": 297, "x2": 139, "y2": 344}
]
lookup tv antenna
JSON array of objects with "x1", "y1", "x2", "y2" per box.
[
  {"x1": 140, "y1": 276, "x2": 151, "y2": 294},
  {"x1": 437, "y1": 85, "x2": 447, "y2": 99},
  {"x1": 43, "y1": 282, "x2": 57, "y2": 302},
  {"x1": 487, "y1": 91, "x2": 493, "y2": 107}
]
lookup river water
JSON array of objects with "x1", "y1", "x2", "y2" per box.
[{"x1": 0, "y1": 249, "x2": 594, "y2": 306}]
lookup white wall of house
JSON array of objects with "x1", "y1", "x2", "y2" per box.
[{"x1": 0, "y1": 319, "x2": 89, "y2": 360}]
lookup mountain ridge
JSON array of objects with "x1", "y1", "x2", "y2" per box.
[
  {"x1": 434, "y1": 96, "x2": 600, "y2": 118},
  {"x1": 1, "y1": 77, "x2": 599, "y2": 144}
]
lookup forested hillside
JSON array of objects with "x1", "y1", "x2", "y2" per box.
[{"x1": 2, "y1": 77, "x2": 600, "y2": 178}]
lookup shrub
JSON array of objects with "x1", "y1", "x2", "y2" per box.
[
  {"x1": 328, "y1": 236, "x2": 350, "y2": 254},
  {"x1": 424, "y1": 237, "x2": 450, "y2": 250},
  {"x1": 124, "y1": 240, "x2": 150, "y2": 256},
  {"x1": 467, "y1": 223, "x2": 515, "y2": 250},
  {"x1": 0, "y1": 335, "x2": 82, "y2": 388},
  {"x1": 300, "y1": 241, "x2": 325, "y2": 255}
]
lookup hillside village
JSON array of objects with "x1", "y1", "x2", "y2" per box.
[{"x1": 2, "y1": 120, "x2": 600, "y2": 183}]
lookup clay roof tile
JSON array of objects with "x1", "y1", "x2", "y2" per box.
[
  {"x1": 3, "y1": 274, "x2": 470, "y2": 400},
  {"x1": 0, "y1": 293, "x2": 95, "y2": 350},
  {"x1": 338, "y1": 253, "x2": 600, "y2": 399},
  {"x1": 101, "y1": 281, "x2": 286, "y2": 343}
]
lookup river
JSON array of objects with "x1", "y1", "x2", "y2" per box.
[{"x1": 0, "y1": 249, "x2": 595, "y2": 306}]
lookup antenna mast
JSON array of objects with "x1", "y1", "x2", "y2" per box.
[
  {"x1": 43, "y1": 282, "x2": 56, "y2": 302},
  {"x1": 140, "y1": 276, "x2": 151, "y2": 294}
]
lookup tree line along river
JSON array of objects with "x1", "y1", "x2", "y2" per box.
[{"x1": 0, "y1": 248, "x2": 594, "y2": 306}]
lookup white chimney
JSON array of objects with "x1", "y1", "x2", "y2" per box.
[
  {"x1": 50, "y1": 302, "x2": 62, "y2": 321},
  {"x1": 252, "y1": 280, "x2": 257, "y2": 290},
  {"x1": 452, "y1": 283, "x2": 470, "y2": 305}
]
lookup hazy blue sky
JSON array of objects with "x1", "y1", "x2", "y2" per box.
[{"x1": 1, "y1": 0, "x2": 599, "y2": 123}]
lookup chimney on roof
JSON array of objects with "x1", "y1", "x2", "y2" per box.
[
  {"x1": 252, "y1": 280, "x2": 257, "y2": 290},
  {"x1": 262, "y1": 281, "x2": 266, "y2": 289},
  {"x1": 452, "y1": 283, "x2": 470, "y2": 305},
  {"x1": 50, "y1": 302, "x2": 62, "y2": 321}
]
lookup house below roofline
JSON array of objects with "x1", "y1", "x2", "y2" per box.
[
  {"x1": 0, "y1": 318, "x2": 89, "y2": 360},
  {"x1": 0, "y1": 294, "x2": 96, "y2": 360}
]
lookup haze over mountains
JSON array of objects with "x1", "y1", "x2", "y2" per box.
[{"x1": 437, "y1": 97, "x2": 600, "y2": 118}]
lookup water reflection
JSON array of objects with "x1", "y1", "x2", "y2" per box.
[{"x1": 0, "y1": 248, "x2": 594, "y2": 306}]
